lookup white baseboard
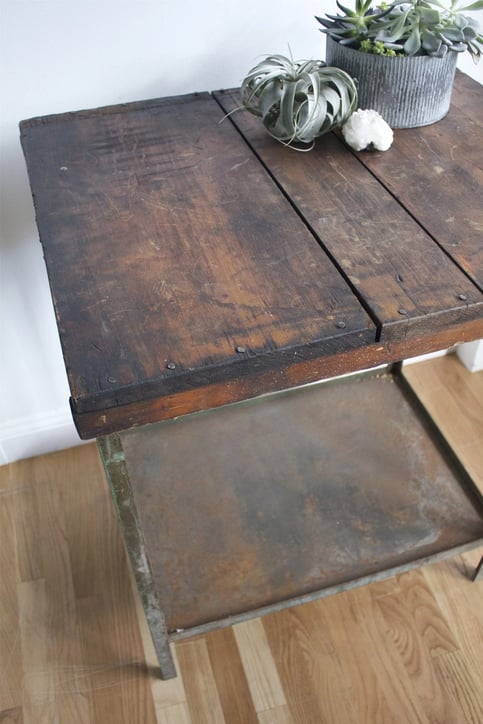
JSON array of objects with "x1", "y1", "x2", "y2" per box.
[{"x1": 0, "y1": 409, "x2": 88, "y2": 465}]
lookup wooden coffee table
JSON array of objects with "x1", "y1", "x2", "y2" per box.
[{"x1": 20, "y1": 71, "x2": 483, "y2": 678}]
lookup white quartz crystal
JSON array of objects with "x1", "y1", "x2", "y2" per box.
[{"x1": 342, "y1": 109, "x2": 393, "y2": 152}]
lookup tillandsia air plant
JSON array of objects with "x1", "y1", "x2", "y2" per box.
[
  {"x1": 240, "y1": 54, "x2": 358, "y2": 148},
  {"x1": 316, "y1": 0, "x2": 483, "y2": 60}
]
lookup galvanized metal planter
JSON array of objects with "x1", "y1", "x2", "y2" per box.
[{"x1": 325, "y1": 36, "x2": 459, "y2": 128}]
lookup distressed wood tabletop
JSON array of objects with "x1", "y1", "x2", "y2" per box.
[{"x1": 20, "y1": 71, "x2": 483, "y2": 438}]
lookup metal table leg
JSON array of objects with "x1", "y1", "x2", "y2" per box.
[{"x1": 98, "y1": 435, "x2": 177, "y2": 680}]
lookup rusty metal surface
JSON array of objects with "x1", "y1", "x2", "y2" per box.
[
  {"x1": 117, "y1": 370, "x2": 483, "y2": 633},
  {"x1": 97, "y1": 434, "x2": 177, "y2": 679}
]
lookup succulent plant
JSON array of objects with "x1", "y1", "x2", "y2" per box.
[
  {"x1": 316, "y1": 0, "x2": 483, "y2": 60},
  {"x1": 240, "y1": 54, "x2": 358, "y2": 148}
]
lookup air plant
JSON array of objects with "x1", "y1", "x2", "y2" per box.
[{"x1": 240, "y1": 54, "x2": 358, "y2": 148}]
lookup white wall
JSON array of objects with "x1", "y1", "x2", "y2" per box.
[{"x1": 1, "y1": 1, "x2": 482, "y2": 464}]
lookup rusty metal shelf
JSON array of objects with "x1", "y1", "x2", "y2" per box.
[{"x1": 100, "y1": 367, "x2": 483, "y2": 644}]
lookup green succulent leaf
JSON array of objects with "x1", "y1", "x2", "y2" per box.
[
  {"x1": 421, "y1": 29, "x2": 444, "y2": 52},
  {"x1": 336, "y1": 1, "x2": 358, "y2": 18},
  {"x1": 316, "y1": 0, "x2": 483, "y2": 58},
  {"x1": 375, "y1": 10, "x2": 411, "y2": 43},
  {"x1": 419, "y1": 8, "x2": 442, "y2": 24},
  {"x1": 404, "y1": 25, "x2": 422, "y2": 54},
  {"x1": 446, "y1": 27, "x2": 467, "y2": 39}
]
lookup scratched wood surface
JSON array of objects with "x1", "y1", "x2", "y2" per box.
[
  {"x1": 1, "y1": 353, "x2": 482, "y2": 723},
  {"x1": 74, "y1": 315, "x2": 483, "y2": 438},
  {"x1": 451, "y1": 70, "x2": 483, "y2": 122},
  {"x1": 215, "y1": 77, "x2": 483, "y2": 342},
  {"x1": 20, "y1": 93, "x2": 373, "y2": 432},
  {"x1": 358, "y1": 71, "x2": 483, "y2": 289},
  {"x1": 20, "y1": 73, "x2": 483, "y2": 439}
]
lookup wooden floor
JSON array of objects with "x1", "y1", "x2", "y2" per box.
[{"x1": 1, "y1": 353, "x2": 482, "y2": 723}]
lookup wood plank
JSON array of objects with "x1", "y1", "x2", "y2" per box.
[
  {"x1": 433, "y1": 650, "x2": 483, "y2": 723},
  {"x1": 374, "y1": 570, "x2": 461, "y2": 722},
  {"x1": 339, "y1": 586, "x2": 431, "y2": 724},
  {"x1": 12, "y1": 459, "x2": 94, "y2": 723},
  {"x1": 58, "y1": 448, "x2": 117, "y2": 600},
  {"x1": 215, "y1": 86, "x2": 483, "y2": 344},
  {"x1": 352, "y1": 75, "x2": 483, "y2": 291},
  {"x1": 0, "y1": 489, "x2": 22, "y2": 712},
  {"x1": 18, "y1": 579, "x2": 58, "y2": 724},
  {"x1": 175, "y1": 639, "x2": 225, "y2": 724},
  {"x1": 20, "y1": 93, "x2": 373, "y2": 434},
  {"x1": 308, "y1": 592, "x2": 411, "y2": 724},
  {"x1": 232, "y1": 619, "x2": 286, "y2": 713},
  {"x1": 257, "y1": 706, "x2": 293, "y2": 724},
  {"x1": 450, "y1": 71, "x2": 483, "y2": 126},
  {"x1": 401, "y1": 362, "x2": 483, "y2": 686},
  {"x1": 79, "y1": 315, "x2": 483, "y2": 438},
  {"x1": 12, "y1": 482, "x2": 44, "y2": 583},
  {"x1": 204, "y1": 628, "x2": 259, "y2": 724},
  {"x1": 0, "y1": 708, "x2": 23, "y2": 723},
  {"x1": 262, "y1": 606, "x2": 354, "y2": 724},
  {"x1": 373, "y1": 569, "x2": 459, "y2": 657},
  {"x1": 423, "y1": 554, "x2": 483, "y2": 685},
  {"x1": 404, "y1": 354, "x2": 483, "y2": 482},
  {"x1": 155, "y1": 702, "x2": 191, "y2": 724},
  {"x1": 58, "y1": 447, "x2": 157, "y2": 724},
  {"x1": 75, "y1": 594, "x2": 156, "y2": 724},
  {"x1": 12, "y1": 446, "x2": 156, "y2": 724},
  {"x1": 0, "y1": 462, "x2": 14, "y2": 491}
]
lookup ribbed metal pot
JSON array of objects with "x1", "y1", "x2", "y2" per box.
[{"x1": 325, "y1": 36, "x2": 458, "y2": 128}]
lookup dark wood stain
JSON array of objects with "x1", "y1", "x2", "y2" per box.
[
  {"x1": 214, "y1": 88, "x2": 483, "y2": 342},
  {"x1": 75, "y1": 316, "x2": 483, "y2": 438},
  {"x1": 347, "y1": 72, "x2": 483, "y2": 291},
  {"x1": 20, "y1": 93, "x2": 372, "y2": 435},
  {"x1": 19, "y1": 75, "x2": 483, "y2": 438}
]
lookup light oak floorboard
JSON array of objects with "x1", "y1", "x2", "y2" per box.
[
  {"x1": 205, "y1": 627, "x2": 259, "y2": 724},
  {"x1": 174, "y1": 639, "x2": 225, "y2": 724},
  {"x1": 257, "y1": 705, "x2": 293, "y2": 724},
  {"x1": 262, "y1": 604, "x2": 352, "y2": 724},
  {"x1": 233, "y1": 619, "x2": 287, "y2": 714},
  {"x1": 0, "y1": 486, "x2": 22, "y2": 712},
  {"x1": 1, "y1": 353, "x2": 482, "y2": 723}
]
